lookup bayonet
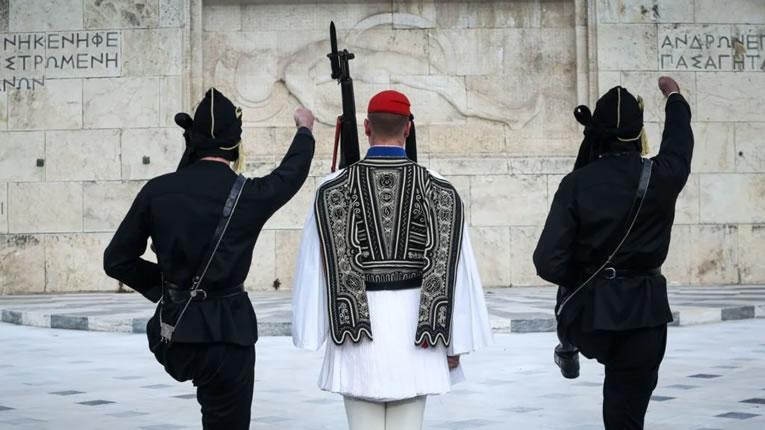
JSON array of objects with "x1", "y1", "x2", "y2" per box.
[{"x1": 329, "y1": 22, "x2": 341, "y2": 80}]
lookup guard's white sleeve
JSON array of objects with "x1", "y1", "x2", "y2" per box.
[
  {"x1": 290, "y1": 207, "x2": 329, "y2": 351},
  {"x1": 447, "y1": 223, "x2": 494, "y2": 356}
]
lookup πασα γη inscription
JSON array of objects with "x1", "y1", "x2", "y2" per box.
[{"x1": 659, "y1": 24, "x2": 765, "y2": 72}]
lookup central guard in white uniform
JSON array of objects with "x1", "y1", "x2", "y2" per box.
[{"x1": 291, "y1": 90, "x2": 493, "y2": 430}]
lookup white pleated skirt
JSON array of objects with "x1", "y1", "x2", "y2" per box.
[{"x1": 318, "y1": 289, "x2": 464, "y2": 402}]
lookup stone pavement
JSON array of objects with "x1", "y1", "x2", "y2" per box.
[
  {"x1": 1, "y1": 286, "x2": 764, "y2": 334},
  {"x1": 1, "y1": 319, "x2": 764, "y2": 429}
]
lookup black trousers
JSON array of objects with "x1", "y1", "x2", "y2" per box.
[
  {"x1": 570, "y1": 324, "x2": 667, "y2": 430},
  {"x1": 162, "y1": 342, "x2": 256, "y2": 430}
]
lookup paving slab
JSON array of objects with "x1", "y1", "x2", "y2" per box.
[
  {"x1": 1, "y1": 320, "x2": 764, "y2": 429},
  {"x1": 0, "y1": 285, "x2": 763, "y2": 334}
]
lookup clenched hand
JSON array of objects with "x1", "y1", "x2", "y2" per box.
[
  {"x1": 294, "y1": 106, "x2": 315, "y2": 131},
  {"x1": 658, "y1": 76, "x2": 680, "y2": 97}
]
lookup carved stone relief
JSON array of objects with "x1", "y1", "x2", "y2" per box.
[{"x1": 203, "y1": 12, "x2": 545, "y2": 129}]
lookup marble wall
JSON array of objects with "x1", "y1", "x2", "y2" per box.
[
  {"x1": 201, "y1": 0, "x2": 581, "y2": 291},
  {"x1": 0, "y1": 0, "x2": 185, "y2": 294},
  {"x1": 594, "y1": 0, "x2": 765, "y2": 286},
  {"x1": 0, "y1": 0, "x2": 763, "y2": 294}
]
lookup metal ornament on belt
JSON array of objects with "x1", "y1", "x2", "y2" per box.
[{"x1": 160, "y1": 317, "x2": 175, "y2": 343}]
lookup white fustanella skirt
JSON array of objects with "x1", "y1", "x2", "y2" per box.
[{"x1": 318, "y1": 289, "x2": 463, "y2": 402}]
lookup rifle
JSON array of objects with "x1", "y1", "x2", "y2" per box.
[
  {"x1": 327, "y1": 21, "x2": 360, "y2": 171},
  {"x1": 326, "y1": 22, "x2": 417, "y2": 170}
]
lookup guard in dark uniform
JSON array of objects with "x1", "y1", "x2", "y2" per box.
[
  {"x1": 533, "y1": 77, "x2": 693, "y2": 430},
  {"x1": 103, "y1": 88, "x2": 315, "y2": 429}
]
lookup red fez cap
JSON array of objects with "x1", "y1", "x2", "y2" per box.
[{"x1": 368, "y1": 90, "x2": 411, "y2": 117}]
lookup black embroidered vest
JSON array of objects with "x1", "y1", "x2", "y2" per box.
[{"x1": 315, "y1": 158, "x2": 464, "y2": 347}]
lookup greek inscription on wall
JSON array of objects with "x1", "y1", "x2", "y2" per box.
[
  {"x1": 0, "y1": 31, "x2": 122, "y2": 91},
  {"x1": 659, "y1": 25, "x2": 765, "y2": 72}
]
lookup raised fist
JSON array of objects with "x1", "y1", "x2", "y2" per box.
[
  {"x1": 294, "y1": 106, "x2": 315, "y2": 131},
  {"x1": 658, "y1": 76, "x2": 680, "y2": 97}
]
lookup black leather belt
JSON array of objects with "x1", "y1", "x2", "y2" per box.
[
  {"x1": 162, "y1": 282, "x2": 245, "y2": 303},
  {"x1": 365, "y1": 276, "x2": 422, "y2": 291},
  {"x1": 588, "y1": 267, "x2": 662, "y2": 280}
]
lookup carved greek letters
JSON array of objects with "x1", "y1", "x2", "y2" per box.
[
  {"x1": 0, "y1": 31, "x2": 121, "y2": 91},
  {"x1": 659, "y1": 25, "x2": 765, "y2": 72}
]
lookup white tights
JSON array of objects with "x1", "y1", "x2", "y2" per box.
[{"x1": 343, "y1": 396, "x2": 427, "y2": 430}]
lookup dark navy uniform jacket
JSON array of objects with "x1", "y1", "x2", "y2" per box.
[
  {"x1": 534, "y1": 94, "x2": 694, "y2": 332},
  {"x1": 104, "y1": 128, "x2": 315, "y2": 345}
]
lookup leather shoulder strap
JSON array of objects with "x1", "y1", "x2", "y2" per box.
[
  {"x1": 612, "y1": 158, "x2": 653, "y2": 254},
  {"x1": 190, "y1": 174, "x2": 247, "y2": 290}
]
